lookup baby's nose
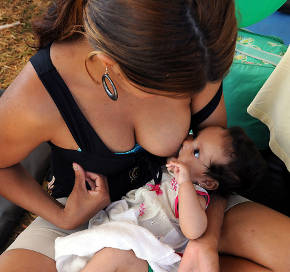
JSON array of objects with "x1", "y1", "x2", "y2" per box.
[{"x1": 182, "y1": 135, "x2": 194, "y2": 147}]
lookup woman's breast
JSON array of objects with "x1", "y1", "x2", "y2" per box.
[{"x1": 134, "y1": 102, "x2": 191, "y2": 157}]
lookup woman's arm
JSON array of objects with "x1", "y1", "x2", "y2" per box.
[
  {"x1": 178, "y1": 195, "x2": 227, "y2": 272},
  {"x1": 0, "y1": 64, "x2": 110, "y2": 229},
  {"x1": 0, "y1": 66, "x2": 65, "y2": 225},
  {"x1": 196, "y1": 194, "x2": 226, "y2": 249},
  {"x1": 0, "y1": 164, "x2": 65, "y2": 225},
  {"x1": 166, "y1": 161, "x2": 207, "y2": 239}
]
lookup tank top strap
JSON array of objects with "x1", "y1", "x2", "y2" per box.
[
  {"x1": 190, "y1": 82, "x2": 223, "y2": 132},
  {"x1": 30, "y1": 45, "x2": 109, "y2": 154}
]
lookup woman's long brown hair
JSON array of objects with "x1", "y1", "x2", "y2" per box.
[{"x1": 33, "y1": 0, "x2": 237, "y2": 95}]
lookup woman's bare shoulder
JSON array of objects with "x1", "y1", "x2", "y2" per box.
[{"x1": 0, "y1": 61, "x2": 59, "y2": 167}]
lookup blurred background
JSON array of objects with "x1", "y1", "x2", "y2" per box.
[
  {"x1": 0, "y1": 0, "x2": 47, "y2": 89},
  {"x1": 247, "y1": 10, "x2": 290, "y2": 44}
]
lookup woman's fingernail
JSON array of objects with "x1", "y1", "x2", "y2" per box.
[{"x1": 72, "y1": 163, "x2": 79, "y2": 171}]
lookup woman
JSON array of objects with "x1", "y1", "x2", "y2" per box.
[{"x1": 0, "y1": 0, "x2": 289, "y2": 271}]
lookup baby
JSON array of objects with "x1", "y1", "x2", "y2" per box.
[{"x1": 55, "y1": 126, "x2": 266, "y2": 272}]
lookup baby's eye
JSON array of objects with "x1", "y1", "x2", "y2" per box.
[{"x1": 193, "y1": 149, "x2": 200, "y2": 159}]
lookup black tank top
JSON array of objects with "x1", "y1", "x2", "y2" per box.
[{"x1": 30, "y1": 45, "x2": 222, "y2": 201}]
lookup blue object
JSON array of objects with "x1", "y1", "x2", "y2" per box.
[
  {"x1": 114, "y1": 143, "x2": 143, "y2": 155},
  {"x1": 246, "y1": 12, "x2": 290, "y2": 44}
]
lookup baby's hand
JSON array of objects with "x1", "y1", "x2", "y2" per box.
[{"x1": 166, "y1": 161, "x2": 191, "y2": 185}]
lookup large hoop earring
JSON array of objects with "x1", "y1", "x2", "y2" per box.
[{"x1": 102, "y1": 67, "x2": 118, "y2": 101}]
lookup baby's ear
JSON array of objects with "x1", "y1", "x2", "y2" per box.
[{"x1": 198, "y1": 177, "x2": 219, "y2": 191}]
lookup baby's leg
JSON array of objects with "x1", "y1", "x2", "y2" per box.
[{"x1": 81, "y1": 248, "x2": 148, "y2": 272}]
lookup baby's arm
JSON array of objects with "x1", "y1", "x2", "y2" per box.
[{"x1": 166, "y1": 161, "x2": 207, "y2": 240}]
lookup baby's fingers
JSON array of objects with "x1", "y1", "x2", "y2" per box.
[
  {"x1": 166, "y1": 163, "x2": 174, "y2": 170},
  {"x1": 167, "y1": 160, "x2": 186, "y2": 168},
  {"x1": 166, "y1": 161, "x2": 180, "y2": 170},
  {"x1": 166, "y1": 164, "x2": 176, "y2": 174}
]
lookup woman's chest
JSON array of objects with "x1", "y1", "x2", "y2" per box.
[
  {"x1": 52, "y1": 90, "x2": 191, "y2": 157},
  {"x1": 134, "y1": 106, "x2": 191, "y2": 156},
  {"x1": 93, "y1": 96, "x2": 191, "y2": 156}
]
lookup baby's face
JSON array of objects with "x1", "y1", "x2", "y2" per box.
[{"x1": 173, "y1": 126, "x2": 229, "y2": 183}]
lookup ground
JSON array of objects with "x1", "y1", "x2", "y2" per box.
[{"x1": 0, "y1": 0, "x2": 48, "y2": 89}]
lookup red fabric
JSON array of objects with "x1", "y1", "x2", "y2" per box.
[{"x1": 174, "y1": 190, "x2": 210, "y2": 218}]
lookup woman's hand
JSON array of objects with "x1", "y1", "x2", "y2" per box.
[
  {"x1": 166, "y1": 160, "x2": 191, "y2": 185},
  {"x1": 60, "y1": 163, "x2": 111, "y2": 229},
  {"x1": 178, "y1": 239, "x2": 219, "y2": 272}
]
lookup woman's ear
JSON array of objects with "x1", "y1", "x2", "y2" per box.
[
  {"x1": 88, "y1": 51, "x2": 118, "y2": 71},
  {"x1": 198, "y1": 177, "x2": 219, "y2": 191},
  {"x1": 95, "y1": 52, "x2": 115, "y2": 67}
]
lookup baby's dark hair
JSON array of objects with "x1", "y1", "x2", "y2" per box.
[{"x1": 205, "y1": 127, "x2": 267, "y2": 197}]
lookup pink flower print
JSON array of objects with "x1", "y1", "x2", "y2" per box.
[
  {"x1": 148, "y1": 184, "x2": 163, "y2": 195},
  {"x1": 171, "y1": 178, "x2": 178, "y2": 191},
  {"x1": 139, "y1": 203, "x2": 145, "y2": 216}
]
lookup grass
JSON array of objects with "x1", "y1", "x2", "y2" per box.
[{"x1": 0, "y1": 0, "x2": 48, "y2": 89}]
